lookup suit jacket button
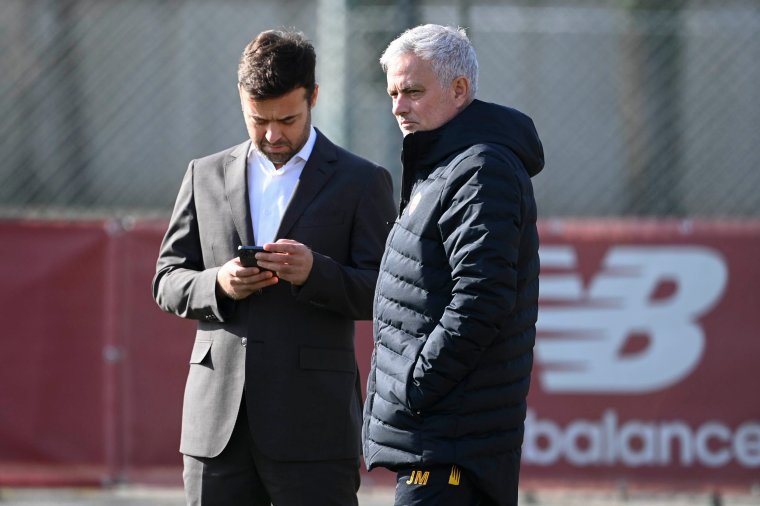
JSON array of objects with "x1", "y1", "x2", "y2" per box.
[{"x1": 241, "y1": 337, "x2": 247, "y2": 347}]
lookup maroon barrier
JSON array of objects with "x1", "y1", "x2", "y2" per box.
[
  {"x1": 0, "y1": 221, "x2": 112, "y2": 484},
  {"x1": 0, "y1": 218, "x2": 758, "y2": 488},
  {"x1": 115, "y1": 220, "x2": 194, "y2": 482},
  {"x1": 526, "y1": 219, "x2": 760, "y2": 488}
]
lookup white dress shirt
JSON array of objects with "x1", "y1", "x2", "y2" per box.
[{"x1": 247, "y1": 127, "x2": 317, "y2": 246}]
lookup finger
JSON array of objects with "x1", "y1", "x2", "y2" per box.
[
  {"x1": 249, "y1": 275, "x2": 279, "y2": 291},
  {"x1": 233, "y1": 274, "x2": 279, "y2": 297},
  {"x1": 231, "y1": 271, "x2": 269, "y2": 289},
  {"x1": 233, "y1": 266, "x2": 261, "y2": 278},
  {"x1": 257, "y1": 259, "x2": 305, "y2": 276},
  {"x1": 258, "y1": 265, "x2": 286, "y2": 280},
  {"x1": 264, "y1": 241, "x2": 302, "y2": 254},
  {"x1": 256, "y1": 252, "x2": 301, "y2": 269},
  {"x1": 253, "y1": 251, "x2": 282, "y2": 265},
  {"x1": 245, "y1": 270, "x2": 275, "y2": 283}
]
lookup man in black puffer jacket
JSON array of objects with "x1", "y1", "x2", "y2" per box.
[{"x1": 363, "y1": 24, "x2": 545, "y2": 505}]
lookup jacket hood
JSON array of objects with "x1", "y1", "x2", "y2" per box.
[{"x1": 401, "y1": 99, "x2": 545, "y2": 178}]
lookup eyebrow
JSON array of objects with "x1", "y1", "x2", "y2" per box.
[
  {"x1": 250, "y1": 113, "x2": 299, "y2": 122},
  {"x1": 388, "y1": 84, "x2": 422, "y2": 94}
]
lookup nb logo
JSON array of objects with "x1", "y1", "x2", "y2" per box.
[
  {"x1": 448, "y1": 465, "x2": 461, "y2": 486},
  {"x1": 405, "y1": 470, "x2": 429, "y2": 485},
  {"x1": 537, "y1": 246, "x2": 727, "y2": 393}
]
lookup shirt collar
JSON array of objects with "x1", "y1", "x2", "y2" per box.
[{"x1": 295, "y1": 126, "x2": 317, "y2": 164}]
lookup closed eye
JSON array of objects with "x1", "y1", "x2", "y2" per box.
[{"x1": 251, "y1": 115, "x2": 298, "y2": 126}]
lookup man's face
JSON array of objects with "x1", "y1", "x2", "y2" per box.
[
  {"x1": 239, "y1": 86, "x2": 317, "y2": 168},
  {"x1": 385, "y1": 53, "x2": 461, "y2": 136}
]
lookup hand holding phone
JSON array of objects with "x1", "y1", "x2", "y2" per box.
[{"x1": 237, "y1": 245, "x2": 269, "y2": 270}]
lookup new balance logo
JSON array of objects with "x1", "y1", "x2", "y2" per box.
[
  {"x1": 448, "y1": 465, "x2": 461, "y2": 486},
  {"x1": 537, "y1": 246, "x2": 727, "y2": 393},
  {"x1": 405, "y1": 470, "x2": 430, "y2": 485}
]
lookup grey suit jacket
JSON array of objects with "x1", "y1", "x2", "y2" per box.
[{"x1": 153, "y1": 130, "x2": 395, "y2": 460}]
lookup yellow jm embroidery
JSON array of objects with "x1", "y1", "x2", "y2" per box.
[{"x1": 405, "y1": 470, "x2": 430, "y2": 485}]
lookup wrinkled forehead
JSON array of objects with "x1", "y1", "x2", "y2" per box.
[{"x1": 385, "y1": 54, "x2": 437, "y2": 89}]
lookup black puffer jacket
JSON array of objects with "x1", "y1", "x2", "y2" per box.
[{"x1": 363, "y1": 100, "x2": 544, "y2": 470}]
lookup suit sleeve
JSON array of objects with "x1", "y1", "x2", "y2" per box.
[
  {"x1": 152, "y1": 161, "x2": 233, "y2": 323},
  {"x1": 408, "y1": 151, "x2": 525, "y2": 411},
  {"x1": 293, "y1": 165, "x2": 396, "y2": 320}
]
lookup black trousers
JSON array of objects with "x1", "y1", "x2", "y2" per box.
[{"x1": 183, "y1": 398, "x2": 360, "y2": 506}]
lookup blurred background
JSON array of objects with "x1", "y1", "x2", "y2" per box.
[
  {"x1": 2, "y1": 0, "x2": 759, "y2": 217},
  {"x1": 1, "y1": 0, "x2": 759, "y2": 502}
]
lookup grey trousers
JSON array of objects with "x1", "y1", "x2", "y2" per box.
[{"x1": 183, "y1": 399, "x2": 360, "y2": 506}]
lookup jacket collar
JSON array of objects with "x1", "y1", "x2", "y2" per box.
[
  {"x1": 224, "y1": 141, "x2": 253, "y2": 246},
  {"x1": 275, "y1": 128, "x2": 337, "y2": 239}
]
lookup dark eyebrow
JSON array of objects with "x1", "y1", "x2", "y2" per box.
[{"x1": 251, "y1": 113, "x2": 299, "y2": 122}]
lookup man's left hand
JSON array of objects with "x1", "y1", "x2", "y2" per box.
[{"x1": 256, "y1": 239, "x2": 314, "y2": 286}]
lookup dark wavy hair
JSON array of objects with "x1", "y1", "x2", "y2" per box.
[{"x1": 237, "y1": 30, "x2": 316, "y2": 101}]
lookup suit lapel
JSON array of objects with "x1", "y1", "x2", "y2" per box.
[
  {"x1": 275, "y1": 131, "x2": 337, "y2": 240},
  {"x1": 225, "y1": 141, "x2": 255, "y2": 246}
]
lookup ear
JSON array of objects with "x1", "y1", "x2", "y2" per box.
[
  {"x1": 451, "y1": 76, "x2": 470, "y2": 107},
  {"x1": 309, "y1": 84, "x2": 319, "y2": 108},
  {"x1": 238, "y1": 83, "x2": 248, "y2": 109}
]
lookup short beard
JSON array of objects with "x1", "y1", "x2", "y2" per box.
[{"x1": 256, "y1": 109, "x2": 312, "y2": 167}]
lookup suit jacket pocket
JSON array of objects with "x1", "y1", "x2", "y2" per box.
[
  {"x1": 299, "y1": 346, "x2": 355, "y2": 373},
  {"x1": 189, "y1": 340, "x2": 212, "y2": 365}
]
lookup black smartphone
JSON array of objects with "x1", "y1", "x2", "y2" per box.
[{"x1": 237, "y1": 245, "x2": 268, "y2": 269}]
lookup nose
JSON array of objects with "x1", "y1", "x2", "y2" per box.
[
  {"x1": 265, "y1": 124, "x2": 282, "y2": 144},
  {"x1": 392, "y1": 95, "x2": 409, "y2": 117}
]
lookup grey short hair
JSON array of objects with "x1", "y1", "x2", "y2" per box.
[{"x1": 380, "y1": 24, "x2": 479, "y2": 99}]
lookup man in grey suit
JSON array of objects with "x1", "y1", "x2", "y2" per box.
[{"x1": 153, "y1": 29, "x2": 396, "y2": 505}]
